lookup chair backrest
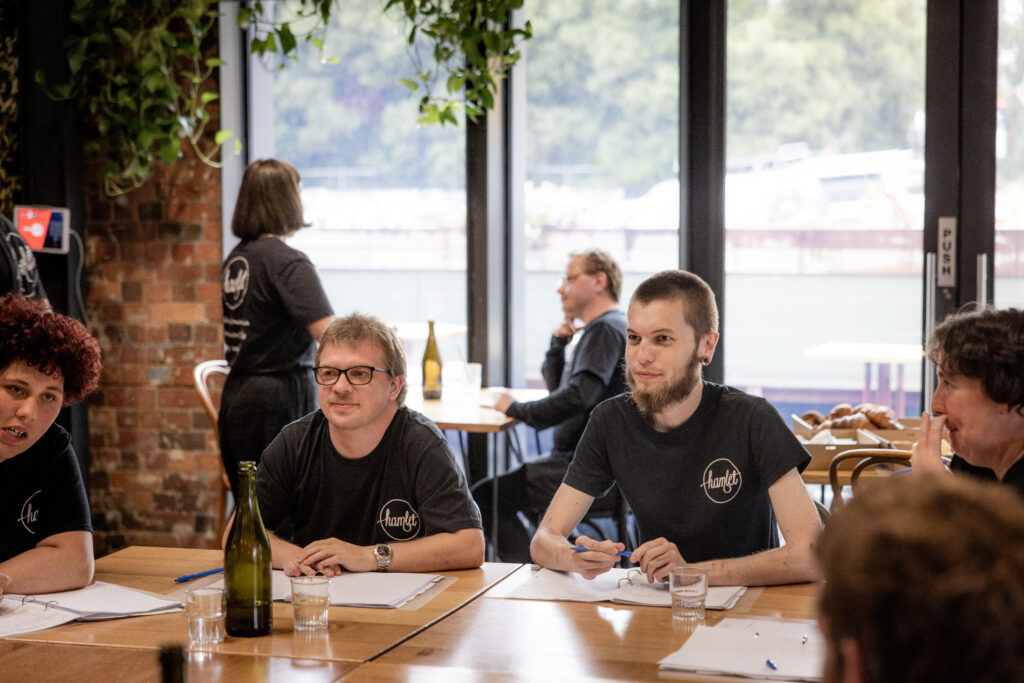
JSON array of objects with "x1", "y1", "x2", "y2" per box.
[
  {"x1": 828, "y1": 448, "x2": 913, "y2": 510},
  {"x1": 193, "y1": 360, "x2": 229, "y2": 438}
]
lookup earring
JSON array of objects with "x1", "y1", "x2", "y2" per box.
[{"x1": 701, "y1": 357, "x2": 711, "y2": 367}]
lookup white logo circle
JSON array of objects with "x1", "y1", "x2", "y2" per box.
[
  {"x1": 377, "y1": 499, "x2": 421, "y2": 541},
  {"x1": 701, "y1": 459, "x2": 742, "y2": 504},
  {"x1": 223, "y1": 256, "x2": 250, "y2": 311}
]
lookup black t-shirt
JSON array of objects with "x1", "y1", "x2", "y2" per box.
[
  {"x1": 950, "y1": 454, "x2": 1024, "y2": 499},
  {"x1": 222, "y1": 236, "x2": 333, "y2": 374},
  {"x1": 564, "y1": 383, "x2": 810, "y2": 563},
  {"x1": 507, "y1": 309, "x2": 627, "y2": 459},
  {"x1": 0, "y1": 214, "x2": 46, "y2": 298},
  {"x1": 0, "y1": 423, "x2": 92, "y2": 563},
  {"x1": 256, "y1": 407, "x2": 482, "y2": 547}
]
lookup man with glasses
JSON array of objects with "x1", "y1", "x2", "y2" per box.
[
  {"x1": 472, "y1": 248, "x2": 627, "y2": 562},
  {"x1": 255, "y1": 313, "x2": 484, "y2": 575}
]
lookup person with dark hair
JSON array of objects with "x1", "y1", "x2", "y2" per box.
[
  {"x1": 817, "y1": 474, "x2": 1024, "y2": 683},
  {"x1": 531, "y1": 270, "x2": 821, "y2": 586},
  {"x1": 471, "y1": 248, "x2": 627, "y2": 562},
  {"x1": 250, "y1": 313, "x2": 484, "y2": 575},
  {"x1": 0, "y1": 213, "x2": 46, "y2": 299},
  {"x1": 220, "y1": 159, "x2": 334, "y2": 495},
  {"x1": 0, "y1": 292, "x2": 101, "y2": 595},
  {"x1": 911, "y1": 306, "x2": 1024, "y2": 495}
]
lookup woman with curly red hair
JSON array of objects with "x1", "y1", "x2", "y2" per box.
[{"x1": 0, "y1": 292, "x2": 102, "y2": 595}]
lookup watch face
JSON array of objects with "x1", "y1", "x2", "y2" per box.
[{"x1": 375, "y1": 544, "x2": 392, "y2": 562}]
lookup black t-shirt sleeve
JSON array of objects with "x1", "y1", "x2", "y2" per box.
[
  {"x1": 748, "y1": 398, "x2": 812, "y2": 485},
  {"x1": 563, "y1": 400, "x2": 618, "y2": 498},
  {"x1": 405, "y1": 413, "x2": 483, "y2": 534},
  {"x1": 274, "y1": 253, "x2": 334, "y2": 329},
  {"x1": 40, "y1": 430, "x2": 92, "y2": 540},
  {"x1": 255, "y1": 427, "x2": 299, "y2": 534}
]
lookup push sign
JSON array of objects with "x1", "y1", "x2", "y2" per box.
[{"x1": 938, "y1": 216, "x2": 957, "y2": 288}]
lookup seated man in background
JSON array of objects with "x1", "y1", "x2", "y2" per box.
[
  {"x1": 817, "y1": 474, "x2": 1024, "y2": 683},
  {"x1": 531, "y1": 270, "x2": 821, "y2": 585},
  {"x1": 911, "y1": 306, "x2": 1024, "y2": 495},
  {"x1": 0, "y1": 293, "x2": 102, "y2": 594},
  {"x1": 472, "y1": 248, "x2": 627, "y2": 562},
  {"x1": 253, "y1": 313, "x2": 484, "y2": 574}
]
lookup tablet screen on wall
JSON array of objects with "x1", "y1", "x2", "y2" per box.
[{"x1": 13, "y1": 205, "x2": 71, "y2": 254}]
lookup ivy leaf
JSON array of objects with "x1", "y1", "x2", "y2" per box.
[
  {"x1": 214, "y1": 130, "x2": 233, "y2": 145},
  {"x1": 201, "y1": 92, "x2": 219, "y2": 104},
  {"x1": 397, "y1": 78, "x2": 419, "y2": 92}
]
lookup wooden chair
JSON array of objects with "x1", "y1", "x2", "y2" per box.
[
  {"x1": 193, "y1": 360, "x2": 233, "y2": 539},
  {"x1": 828, "y1": 448, "x2": 912, "y2": 511}
]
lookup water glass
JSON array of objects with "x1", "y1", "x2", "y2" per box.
[
  {"x1": 185, "y1": 587, "x2": 225, "y2": 646},
  {"x1": 291, "y1": 576, "x2": 330, "y2": 631},
  {"x1": 669, "y1": 566, "x2": 708, "y2": 621}
]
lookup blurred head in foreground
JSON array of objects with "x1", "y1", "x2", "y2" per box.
[{"x1": 817, "y1": 474, "x2": 1024, "y2": 683}]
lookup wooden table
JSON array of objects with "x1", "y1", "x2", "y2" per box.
[
  {"x1": 344, "y1": 565, "x2": 821, "y2": 681},
  {"x1": 2, "y1": 547, "x2": 519, "y2": 680},
  {"x1": 406, "y1": 387, "x2": 548, "y2": 560}
]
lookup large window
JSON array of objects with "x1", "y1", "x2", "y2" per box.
[
  {"x1": 518, "y1": 0, "x2": 680, "y2": 382},
  {"x1": 249, "y1": 0, "x2": 467, "y2": 376},
  {"x1": 724, "y1": 0, "x2": 927, "y2": 419},
  {"x1": 997, "y1": 0, "x2": 1024, "y2": 307}
]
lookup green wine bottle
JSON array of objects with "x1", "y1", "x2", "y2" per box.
[
  {"x1": 422, "y1": 319, "x2": 442, "y2": 399},
  {"x1": 224, "y1": 460, "x2": 273, "y2": 637}
]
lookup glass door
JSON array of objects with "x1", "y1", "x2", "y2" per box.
[
  {"x1": 723, "y1": 0, "x2": 927, "y2": 420},
  {"x1": 997, "y1": 0, "x2": 1024, "y2": 307}
]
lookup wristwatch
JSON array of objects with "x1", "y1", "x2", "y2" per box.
[{"x1": 373, "y1": 543, "x2": 393, "y2": 572}]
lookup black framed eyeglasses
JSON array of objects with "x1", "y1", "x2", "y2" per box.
[{"x1": 313, "y1": 365, "x2": 390, "y2": 386}]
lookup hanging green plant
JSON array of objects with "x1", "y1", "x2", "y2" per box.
[{"x1": 41, "y1": 0, "x2": 531, "y2": 196}]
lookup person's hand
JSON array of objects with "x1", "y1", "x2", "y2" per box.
[
  {"x1": 631, "y1": 537, "x2": 685, "y2": 583},
  {"x1": 298, "y1": 538, "x2": 373, "y2": 575},
  {"x1": 911, "y1": 412, "x2": 949, "y2": 475},
  {"x1": 493, "y1": 391, "x2": 516, "y2": 413},
  {"x1": 553, "y1": 316, "x2": 582, "y2": 340},
  {"x1": 567, "y1": 535, "x2": 624, "y2": 580}
]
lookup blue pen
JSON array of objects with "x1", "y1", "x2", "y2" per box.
[
  {"x1": 572, "y1": 545, "x2": 633, "y2": 558},
  {"x1": 766, "y1": 659, "x2": 778, "y2": 671},
  {"x1": 173, "y1": 567, "x2": 224, "y2": 583}
]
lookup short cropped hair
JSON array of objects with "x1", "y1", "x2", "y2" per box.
[
  {"x1": 629, "y1": 270, "x2": 719, "y2": 339},
  {"x1": 927, "y1": 306, "x2": 1024, "y2": 415},
  {"x1": 817, "y1": 475, "x2": 1024, "y2": 683},
  {"x1": 571, "y1": 248, "x2": 622, "y2": 302},
  {"x1": 231, "y1": 159, "x2": 309, "y2": 240},
  {"x1": 315, "y1": 313, "x2": 407, "y2": 405},
  {"x1": 0, "y1": 293, "x2": 102, "y2": 404}
]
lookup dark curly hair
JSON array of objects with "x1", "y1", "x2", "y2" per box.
[
  {"x1": 927, "y1": 306, "x2": 1024, "y2": 415},
  {"x1": 0, "y1": 293, "x2": 102, "y2": 404}
]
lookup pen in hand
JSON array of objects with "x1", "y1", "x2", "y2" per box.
[
  {"x1": 173, "y1": 567, "x2": 224, "y2": 583},
  {"x1": 572, "y1": 546, "x2": 633, "y2": 559}
]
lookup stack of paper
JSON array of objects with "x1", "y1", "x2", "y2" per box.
[
  {"x1": 214, "y1": 570, "x2": 442, "y2": 609},
  {"x1": 659, "y1": 617, "x2": 825, "y2": 681},
  {"x1": 505, "y1": 567, "x2": 746, "y2": 610},
  {"x1": 0, "y1": 581, "x2": 183, "y2": 637}
]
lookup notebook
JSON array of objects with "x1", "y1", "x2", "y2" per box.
[
  {"x1": 659, "y1": 617, "x2": 825, "y2": 681},
  {"x1": 0, "y1": 581, "x2": 183, "y2": 637},
  {"x1": 504, "y1": 567, "x2": 746, "y2": 610},
  {"x1": 212, "y1": 570, "x2": 443, "y2": 609}
]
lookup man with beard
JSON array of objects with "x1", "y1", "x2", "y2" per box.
[{"x1": 531, "y1": 270, "x2": 821, "y2": 586}]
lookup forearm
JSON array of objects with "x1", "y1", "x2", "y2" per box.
[
  {"x1": 540, "y1": 337, "x2": 569, "y2": 389},
  {"x1": 0, "y1": 532, "x2": 94, "y2": 594},
  {"x1": 507, "y1": 373, "x2": 605, "y2": 430},
  {"x1": 695, "y1": 542, "x2": 820, "y2": 587},
  {"x1": 529, "y1": 525, "x2": 576, "y2": 571},
  {"x1": 389, "y1": 528, "x2": 485, "y2": 572},
  {"x1": 267, "y1": 531, "x2": 304, "y2": 570}
]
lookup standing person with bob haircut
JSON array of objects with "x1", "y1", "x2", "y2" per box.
[
  {"x1": 220, "y1": 159, "x2": 334, "y2": 495},
  {"x1": 0, "y1": 293, "x2": 102, "y2": 595},
  {"x1": 911, "y1": 306, "x2": 1024, "y2": 495}
]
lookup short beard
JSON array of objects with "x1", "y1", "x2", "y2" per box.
[{"x1": 627, "y1": 352, "x2": 704, "y2": 416}]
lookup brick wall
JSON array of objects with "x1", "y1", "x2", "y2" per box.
[{"x1": 84, "y1": 143, "x2": 226, "y2": 554}]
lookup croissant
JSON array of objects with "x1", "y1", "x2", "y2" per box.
[
  {"x1": 829, "y1": 403, "x2": 853, "y2": 419},
  {"x1": 865, "y1": 407, "x2": 903, "y2": 430},
  {"x1": 800, "y1": 410, "x2": 826, "y2": 427},
  {"x1": 828, "y1": 413, "x2": 871, "y2": 430}
]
